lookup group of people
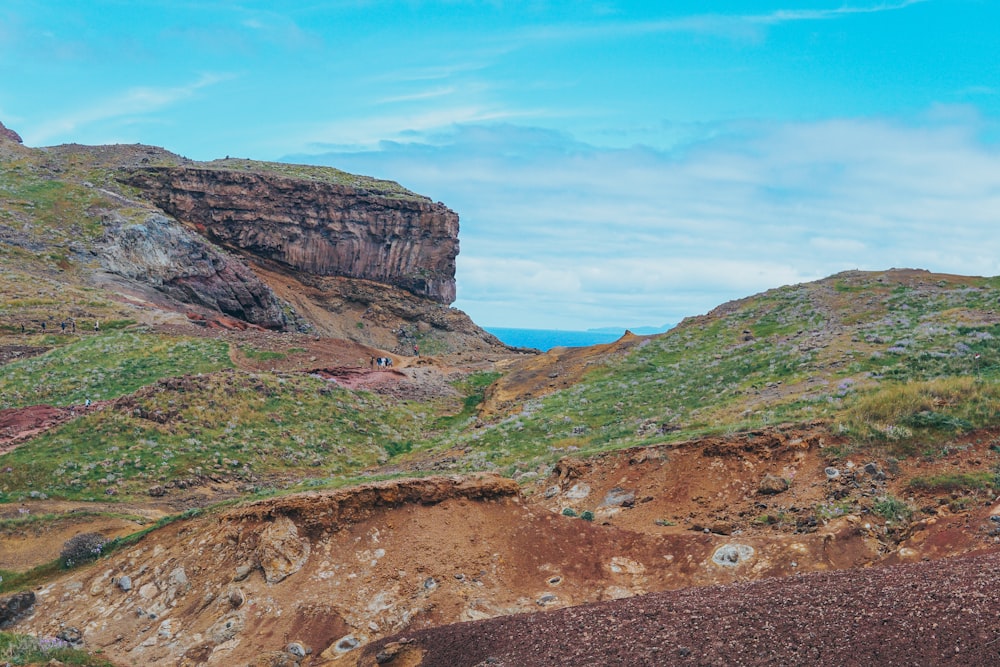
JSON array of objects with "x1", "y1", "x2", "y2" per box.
[
  {"x1": 371, "y1": 356, "x2": 394, "y2": 369},
  {"x1": 17, "y1": 319, "x2": 99, "y2": 334}
]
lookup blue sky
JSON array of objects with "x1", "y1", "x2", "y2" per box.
[{"x1": 3, "y1": 1, "x2": 999, "y2": 330}]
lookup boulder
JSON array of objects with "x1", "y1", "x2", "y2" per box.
[
  {"x1": 758, "y1": 474, "x2": 789, "y2": 495},
  {"x1": 257, "y1": 515, "x2": 311, "y2": 584},
  {"x1": 0, "y1": 591, "x2": 35, "y2": 628}
]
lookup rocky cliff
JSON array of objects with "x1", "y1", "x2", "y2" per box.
[
  {"x1": 99, "y1": 212, "x2": 289, "y2": 329},
  {"x1": 119, "y1": 166, "x2": 459, "y2": 304}
]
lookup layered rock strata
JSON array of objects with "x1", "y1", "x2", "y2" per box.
[{"x1": 119, "y1": 167, "x2": 459, "y2": 304}]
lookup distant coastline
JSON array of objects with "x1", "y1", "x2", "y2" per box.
[{"x1": 486, "y1": 325, "x2": 672, "y2": 352}]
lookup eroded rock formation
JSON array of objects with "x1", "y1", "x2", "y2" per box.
[
  {"x1": 119, "y1": 167, "x2": 459, "y2": 304},
  {"x1": 0, "y1": 120, "x2": 23, "y2": 144},
  {"x1": 99, "y1": 213, "x2": 289, "y2": 329}
]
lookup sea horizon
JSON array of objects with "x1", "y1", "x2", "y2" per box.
[{"x1": 486, "y1": 325, "x2": 671, "y2": 352}]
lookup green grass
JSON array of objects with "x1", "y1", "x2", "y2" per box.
[
  {"x1": 0, "y1": 632, "x2": 113, "y2": 666},
  {"x1": 201, "y1": 158, "x2": 429, "y2": 201},
  {"x1": 836, "y1": 377, "x2": 1000, "y2": 453},
  {"x1": 239, "y1": 345, "x2": 287, "y2": 361},
  {"x1": 872, "y1": 495, "x2": 913, "y2": 522},
  {"x1": 0, "y1": 332, "x2": 233, "y2": 409},
  {"x1": 0, "y1": 370, "x2": 435, "y2": 501},
  {"x1": 907, "y1": 472, "x2": 995, "y2": 492}
]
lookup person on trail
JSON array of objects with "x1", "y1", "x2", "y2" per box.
[
  {"x1": 41, "y1": 322, "x2": 45, "y2": 332},
  {"x1": 94, "y1": 320, "x2": 99, "y2": 331},
  {"x1": 370, "y1": 356, "x2": 376, "y2": 369},
  {"x1": 413, "y1": 344, "x2": 419, "y2": 356},
  {"x1": 60, "y1": 321, "x2": 66, "y2": 333},
  {"x1": 85, "y1": 398, "x2": 91, "y2": 408}
]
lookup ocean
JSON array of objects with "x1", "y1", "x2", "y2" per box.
[{"x1": 485, "y1": 327, "x2": 627, "y2": 351}]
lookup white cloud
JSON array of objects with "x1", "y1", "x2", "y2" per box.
[{"x1": 286, "y1": 110, "x2": 1000, "y2": 329}]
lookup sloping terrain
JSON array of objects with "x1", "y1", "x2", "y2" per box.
[
  {"x1": 4, "y1": 122, "x2": 1000, "y2": 666},
  {"x1": 356, "y1": 548, "x2": 1000, "y2": 666}
]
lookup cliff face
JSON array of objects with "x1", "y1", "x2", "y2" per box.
[
  {"x1": 119, "y1": 167, "x2": 459, "y2": 304},
  {"x1": 99, "y1": 213, "x2": 289, "y2": 329}
]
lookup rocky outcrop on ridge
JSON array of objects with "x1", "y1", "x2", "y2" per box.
[
  {"x1": 0, "y1": 120, "x2": 23, "y2": 144},
  {"x1": 98, "y1": 212, "x2": 289, "y2": 329},
  {"x1": 119, "y1": 166, "x2": 460, "y2": 304}
]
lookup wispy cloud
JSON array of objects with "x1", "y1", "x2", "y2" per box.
[
  {"x1": 28, "y1": 73, "x2": 231, "y2": 145},
  {"x1": 288, "y1": 110, "x2": 1000, "y2": 329},
  {"x1": 518, "y1": 0, "x2": 928, "y2": 43}
]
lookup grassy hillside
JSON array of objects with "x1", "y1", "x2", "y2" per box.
[
  {"x1": 3, "y1": 130, "x2": 1000, "y2": 507},
  {"x1": 452, "y1": 270, "x2": 1000, "y2": 475},
  {"x1": 3, "y1": 269, "x2": 1000, "y2": 502}
]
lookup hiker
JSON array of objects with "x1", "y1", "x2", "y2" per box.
[
  {"x1": 413, "y1": 344, "x2": 419, "y2": 356},
  {"x1": 60, "y1": 321, "x2": 66, "y2": 333},
  {"x1": 84, "y1": 398, "x2": 91, "y2": 408},
  {"x1": 94, "y1": 320, "x2": 99, "y2": 331},
  {"x1": 71, "y1": 320, "x2": 75, "y2": 333},
  {"x1": 41, "y1": 322, "x2": 45, "y2": 332},
  {"x1": 386, "y1": 357, "x2": 393, "y2": 367},
  {"x1": 20, "y1": 323, "x2": 24, "y2": 334},
  {"x1": 370, "y1": 356, "x2": 376, "y2": 369}
]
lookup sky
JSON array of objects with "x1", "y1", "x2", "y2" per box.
[{"x1": 2, "y1": 1, "x2": 999, "y2": 330}]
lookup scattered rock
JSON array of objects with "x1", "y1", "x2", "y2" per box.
[
  {"x1": 228, "y1": 588, "x2": 245, "y2": 608},
  {"x1": 147, "y1": 484, "x2": 166, "y2": 497},
  {"x1": 0, "y1": 591, "x2": 35, "y2": 629},
  {"x1": 118, "y1": 575, "x2": 133, "y2": 592},
  {"x1": 600, "y1": 487, "x2": 636, "y2": 508},
  {"x1": 257, "y1": 515, "x2": 311, "y2": 584},
  {"x1": 209, "y1": 615, "x2": 244, "y2": 644},
  {"x1": 286, "y1": 642, "x2": 307, "y2": 658},
  {"x1": 710, "y1": 520, "x2": 733, "y2": 536},
  {"x1": 57, "y1": 626, "x2": 83, "y2": 644},
  {"x1": 758, "y1": 474, "x2": 789, "y2": 495},
  {"x1": 862, "y1": 462, "x2": 885, "y2": 480},
  {"x1": 334, "y1": 635, "x2": 360, "y2": 652},
  {"x1": 234, "y1": 563, "x2": 254, "y2": 581},
  {"x1": 565, "y1": 483, "x2": 591, "y2": 500},
  {"x1": 711, "y1": 544, "x2": 755, "y2": 567},
  {"x1": 824, "y1": 467, "x2": 840, "y2": 480}
]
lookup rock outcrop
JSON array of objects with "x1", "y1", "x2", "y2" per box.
[
  {"x1": 0, "y1": 120, "x2": 22, "y2": 144},
  {"x1": 119, "y1": 166, "x2": 459, "y2": 304},
  {"x1": 99, "y1": 213, "x2": 289, "y2": 329}
]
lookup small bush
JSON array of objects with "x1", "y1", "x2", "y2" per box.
[
  {"x1": 872, "y1": 496, "x2": 912, "y2": 522},
  {"x1": 0, "y1": 631, "x2": 113, "y2": 666},
  {"x1": 579, "y1": 510, "x2": 595, "y2": 521},
  {"x1": 60, "y1": 533, "x2": 108, "y2": 568}
]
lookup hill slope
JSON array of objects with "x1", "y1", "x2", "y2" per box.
[{"x1": 4, "y1": 123, "x2": 1000, "y2": 666}]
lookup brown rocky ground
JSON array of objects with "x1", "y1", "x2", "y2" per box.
[
  {"x1": 7, "y1": 435, "x2": 1000, "y2": 666},
  {"x1": 356, "y1": 547, "x2": 1000, "y2": 666}
]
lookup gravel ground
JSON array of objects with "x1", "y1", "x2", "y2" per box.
[{"x1": 362, "y1": 548, "x2": 1000, "y2": 666}]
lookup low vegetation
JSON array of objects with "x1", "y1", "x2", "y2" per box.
[{"x1": 0, "y1": 632, "x2": 113, "y2": 666}]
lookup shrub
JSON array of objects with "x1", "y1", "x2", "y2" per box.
[
  {"x1": 872, "y1": 496, "x2": 912, "y2": 522},
  {"x1": 561, "y1": 507, "x2": 577, "y2": 517},
  {"x1": 60, "y1": 533, "x2": 108, "y2": 568},
  {"x1": 579, "y1": 510, "x2": 595, "y2": 521}
]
